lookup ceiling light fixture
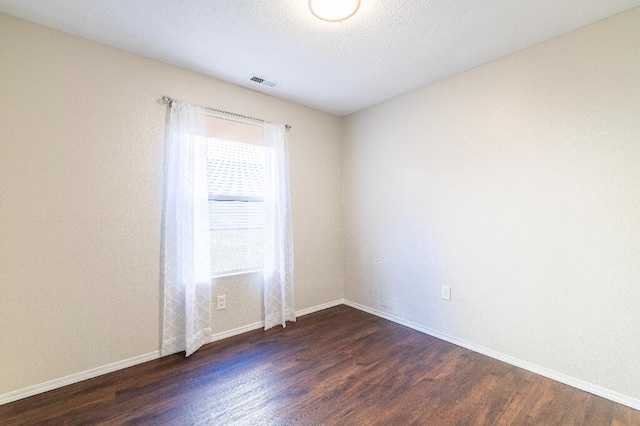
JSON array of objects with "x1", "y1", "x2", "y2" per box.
[{"x1": 308, "y1": 0, "x2": 360, "y2": 22}]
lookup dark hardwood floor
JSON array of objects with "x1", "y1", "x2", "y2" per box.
[{"x1": 1, "y1": 305, "x2": 638, "y2": 425}]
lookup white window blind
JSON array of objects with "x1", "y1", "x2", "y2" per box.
[{"x1": 207, "y1": 137, "x2": 266, "y2": 276}]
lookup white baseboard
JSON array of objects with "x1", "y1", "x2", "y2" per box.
[
  {"x1": 296, "y1": 298, "x2": 345, "y2": 317},
  {"x1": 343, "y1": 299, "x2": 640, "y2": 411},
  {"x1": 210, "y1": 299, "x2": 345, "y2": 342},
  {"x1": 0, "y1": 351, "x2": 161, "y2": 406},
  {"x1": 0, "y1": 299, "x2": 346, "y2": 406},
  {"x1": 210, "y1": 321, "x2": 265, "y2": 342}
]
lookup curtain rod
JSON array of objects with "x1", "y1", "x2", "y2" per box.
[{"x1": 161, "y1": 95, "x2": 291, "y2": 131}]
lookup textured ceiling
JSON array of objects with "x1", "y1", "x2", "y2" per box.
[{"x1": 1, "y1": 0, "x2": 639, "y2": 116}]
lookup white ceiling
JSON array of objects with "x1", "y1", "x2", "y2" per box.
[{"x1": 1, "y1": 0, "x2": 639, "y2": 116}]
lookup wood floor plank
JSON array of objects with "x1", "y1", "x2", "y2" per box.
[{"x1": 1, "y1": 305, "x2": 638, "y2": 425}]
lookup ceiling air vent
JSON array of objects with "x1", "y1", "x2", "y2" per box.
[{"x1": 247, "y1": 75, "x2": 279, "y2": 88}]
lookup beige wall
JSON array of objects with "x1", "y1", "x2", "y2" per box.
[
  {"x1": 0, "y1": 14, "x2": 344, "y2": 395},
  {"x1": 343, "y1": 8, "x2": 640, "y2": 401}
]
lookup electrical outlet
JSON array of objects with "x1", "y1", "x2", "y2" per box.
[
  {"x1": 441, "y1": 286, "x2": 451, "y2": 301},
  {"x1": 217, "y1": 295, "x2": 226, "y2": 310}
]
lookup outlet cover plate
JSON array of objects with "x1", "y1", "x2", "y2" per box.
[
  {"x1": 217, "y1": 295, "x2": 226, "y2": 310},
  {"x1": 441, "y1": 286, "x2": 451, "y2": 301}
]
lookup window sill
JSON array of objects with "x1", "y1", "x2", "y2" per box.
[{"x1": 212, "y1": 268, "x2": 263, "y2": 279}]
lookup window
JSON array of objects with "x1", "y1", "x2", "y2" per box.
[{"x1": 206, "y1": 137, "x2": 266, "y2": 276}]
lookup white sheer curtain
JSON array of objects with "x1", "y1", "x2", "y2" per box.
[
  {"x1": 262, "y1": 123, "x2": 295, "y2": 330},
  {"x1": 161, "y1": 101, "x2": 212, "y2": 357}
]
